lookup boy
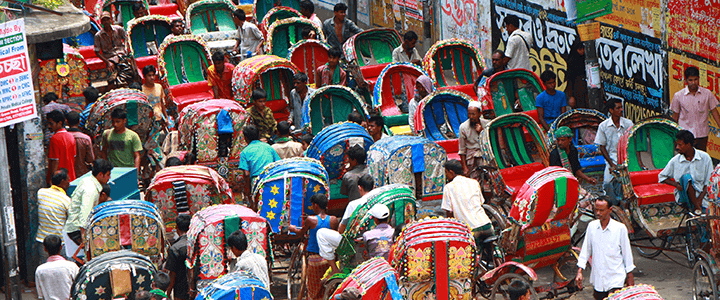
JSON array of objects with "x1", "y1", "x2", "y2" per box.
[
  {"x1": 163, "y1": 19, "x2": 185, "y2": 43},
  {"x1": 535, "y1": 70, "x2": 567, "y2": 130},
  {"x1": 300, "y1": 133, "x2": 313, "y2": 154},
  {"x1": 98, "y1": 184, "x2": 112, "y2": 204},
  {"x1": 362, "y1": 204, "x2": 394, "y2": 259},
  {"x1": 272, "y1": 121, "x2": 303, "y2": 159},
  {"x1": 247, "y1": 88, "x2": 277, "y2": 140},
  {"x1": 47, "y1": 109, "x2": 77, "y2": 183},
  {"x1": 316, "y1": 46, "x2": 346, "y2": 87},
  {"x1": 289, "y1": 72, "x2": 315, "y2": 129},
  {"x1": 35, "y1": 235, "x2": 79, "y2": 300},
  {"x1": 208, "y1": 51, "x2": 235, "y2": 99},
  {"x1": 150, "y1": 271, "x2": 170, "y2": 299},
  {"x1": 227, "y1": 230, "x2": 269, "y2": 287},
  {"x1": 508, "y1": 279, "x2": 532, "y2": 300},
  {"x1": 101, "y1": 108, "x2": 143, "y2": 173},
  {"x1": 232, "y1": 9, "x2": 264, "y2": 55},
  {"x1": 238, "y1": 125, "x2": 280, "y2": 200}
]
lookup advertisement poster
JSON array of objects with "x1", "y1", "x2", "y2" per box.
[
  {"x1": 668, "y1": 51, "x2": 720, "y2": 159},
  {"x1": 596, "y1": 0, "x2": 661, "y2": 38},
  {"x1": 595, "y1": 23, "x2": 666, "y2": 122},
  {"x1": 371, "y1": 0, "x2": 423, "y2": 38},
  {"x1": 492, "y1": 0, "x2": 578, "y2": 91},
  {"x1": 575, "y1": 0, "x2": 612, "y2": 23},
  {"x1": 667, "y1": 0, "x2": 720, "y2": 62},
  {"x1": 0, "y1": 19, "x2": 36, "y2": 128},
  {"x1": 440, "y1": 0, "x2": 480, "y2": 47}
]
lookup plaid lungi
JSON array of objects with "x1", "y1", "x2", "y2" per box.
[{"x1": 306, "y1": 254, "x2": 331, "y2": 300}]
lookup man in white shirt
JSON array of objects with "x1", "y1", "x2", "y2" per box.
[
  {"x1": 576, "y1": 197, "x2": 635, "y2": 300},
  {"x1": 227, "y1": 230, "x2": 269, "y2": 288},
  {"x1": 338, "y1": 175, "x2": 374, "y2": 233},
  {"x1": 35, "y1": 235, "x2": 79, "y2": 300},
  {"x1": 316, "y1": 228, "x2": 343, "y2": 275},
  {"x1": 441, "y1": 160, "x2": 493, "y2": 251},
  {"x1": 594, "y1": 98, "x2": 634, "y2": 184},
  {"x1": 659, "y1": 130, "x2": 714, "y2": 214},
  {"x1": 503, "y1": 14, "x2": 533, "y2": 71},
  {"x1": 232, "y1": 9, "x2": 264, "y2": 55},
  {"x1": 391, "y1": 31, "x2": 421, "y2": 65}
]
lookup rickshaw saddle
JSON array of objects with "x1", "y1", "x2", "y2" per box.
[
  {"x1": 630, "y1": 169, "x2": 675, "y2": 205},
  {"x1": 501, "y1": 162, "x2": 545, "y2": 193}
]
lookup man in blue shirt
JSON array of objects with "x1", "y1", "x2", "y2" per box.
[
  {"x1": 238, "y1": 125, "x2": 280, "y2": 204},
  {"x1": 535, "y1": 70, "x2": 567, "y2": 130},
  {"x1": 79, "y1": 86, "x2": 99, "y2": 129}
]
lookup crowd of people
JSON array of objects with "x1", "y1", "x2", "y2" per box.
[{"x1": 28, "y1": 0, "x2": 720, "y2": 296}]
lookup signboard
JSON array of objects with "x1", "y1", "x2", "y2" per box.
[
  {"x1": 577, "y1": 22, "x2": 600, "y2": 41},
  {"x1": 0, "y1": 19, "x2": 35, "y2": 128},
  {"x1": 575, "y1": 0, "x2": 612, "y2": 23},
  {"x1": 596, "y1": 0, "x2": 661, "y2": 38},
  {"x1": 667, "y1": 0, "x2": 720, "y2": 63}
]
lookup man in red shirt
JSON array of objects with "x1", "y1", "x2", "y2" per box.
[
  {"x1": 47, "y1": 110, "x2": 77, "y2": 184},
  {"x1": 207, "y1": 51, "x2": 235, "y2": 99}
]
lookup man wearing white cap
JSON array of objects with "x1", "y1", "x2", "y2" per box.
[
  {"x1": 362, "y1": 204, "x2": 394, "y2": 260},
  {"x1": 459, "y1": 101, "x2": 490, "y2": 180},
  {"x1": 442, "y1": 159, "x2": 493, "y2": 251}
]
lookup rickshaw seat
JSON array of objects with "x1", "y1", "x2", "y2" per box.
[
  {"x1": 500, "y1": 162, "x2": 544, "y2": 192},
  {"x1": 629, "y1": 169, "x2": 676, "y2": 205},
  {"x1": 170, "y1": 81, "x2": 213, "y2": 111},
  {"x1": 149, "y1": 4, "x2": 182, "y2": 19},
  {"x1": 79, "y1": 46, "x2": 107, "y2": 71},
  {"x1": 435, "y1": 139, "x2": 459, "y2": 160},
  {"x1": 360, "y1": 63, "x2": 386, "y2": 83}
]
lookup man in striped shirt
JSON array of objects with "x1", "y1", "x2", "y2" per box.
[{"x1": 36, "y1": 169, "x2": 72, "y2": 262}]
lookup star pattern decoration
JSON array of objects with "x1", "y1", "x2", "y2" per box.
[
  {"x1": 95, "y1": 286, "x2": 106, "y2": 295},
  {"x1": 269, "y1": 199, "x2": 278, "y2": 208},
  {"x1": 136, "y1": 274, "x2": 145, "y2": 285},
  {"x1": 261, "y1": 297, "x2": 270, "y2": 300},
  {"x1": 270, "y1": 185, "x2": 279, "y2": 195},
  {"x1": 266, "y1": 211, "x2": 276, "y2": 220},
  {"x1": 313, "y1": 184, "x2": 321, "y2": 193}
]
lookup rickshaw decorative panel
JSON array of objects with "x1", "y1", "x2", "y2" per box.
[
  {"x1": 509, "y1": 166, "x2": 578, "y2": 228},
  {"x1": 157, "y1": 35, "x2": 212, "y2": 86},
  {"x1": 39, "y1": 44, "x2": 90, "y2": 98},
  {"x1": 71, "y1": 250, "x2": 157, "y2": 300},
  {"x1": 127, "y1": 15, "x2": 172, "y2": 57},
  {"x1": 422, "y1": 39, "x2": 485, "y2": 88},
  {"x1": 305, "y1": 122, "x2": 374, "y2": 180},
  {"x1": 330, "y1": 257, "x2": 403, "y2": 300},
  {"x1": 85, "y1": 200, "x2": 165, "y2": 259},
  {"x1": 178, "y1": 99, "x2": 249, "y2": 163},
  {"x1": 265, "y1": 17, "x2": 325, "y2": 58}
]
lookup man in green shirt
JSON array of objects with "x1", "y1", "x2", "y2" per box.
[
  {"x1": 101, "y1": 108, "x2": 143, "y2": 173},
  {"x1": 63, "y1": 159, "x2": 113, "y2": 255},
  {"x1": 238, "y1": 124, "x2": 280, "y2": 205}
]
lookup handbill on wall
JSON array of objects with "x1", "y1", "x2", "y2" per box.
[
  {"x1": 666, "y1": 0, "x2": 720, "y2": 63},
  {"x1": 371, "y1": 0, "x2": 423, "y2": 40},
  {"x1": 440, "y1": 0, "x2": 481, "y2": 48},
  {"x1": 491, "y1": 0, "x2": 578, "y2": 91},
  {"x1": 668, "y1": 52, "x2": 720, "y2": 159},
  {"x1": 595, "y1": 23, "x2": 666, "y2": 122},
  {"x1": 596, "y1": 0, "x2": 661, "y2": 38},
  {"x1": 0, "y1": 19, "x2": 36, "y2": 128}
]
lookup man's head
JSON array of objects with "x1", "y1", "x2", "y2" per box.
[
  {"x1": 142, "y1": 65, "x2": 158, "y2": 84},
  {"x1": 83, "y1": 86, "x2": 99, "y2": 106},
  {"x1": 333, "y1": 3, "x2": 347, "y2": 22},
  {"x1": 299, "y1": 0, "x2": 315, "y2": 18},
  {"x1": 153, "y1": 271, "x2": 171, "y2": 291},
  {"x1": 100, "y1": 11, "x2": 113, "y2": 30},
  {"x1": 252, "y1": 88, "x2": 268, "y2": 110},
  {"x1": 43, "y1": 92, "x2": 59, "y2": 105},
  {"x1": 227, "y1": 230, "x2": 248, "y2": 256},
  {"x1": 508, "y1": 279, "x2": 531, "y2": 300},
  {"x1": 278, "y1": 121, "x2": 292, "y2": 136},
  {"x1": 176, "y1": 214, "x2": 191, "y2": 234},
  {"x1": 606, "y1": 98, "x2": 623, "y2": 118},
  {"x1": 110, "y1": 108, "x2": 128, "y2": 131},
  {"x1": 170, "y1": 19, "x2": 184, "y2": 35},
  {"x1": 328, "y1": 46, "x2": 342, "y2": 67},
  {"x1": 491, "y1": 50, "x2": 508, "y2": 70},
  {"x1": 540, "y1": 70, "x2": 557, "y2": 93},
  {"x1": 92, "y1": 159, "x2": 114, "y2": 184},
  {"x1": 594, "y1": 196, "x2": 613, "y2": 223},
  {"x1": 347, "y1": 111, "x2": 365, "y2": 126},
  {"x1": 99, "y1": 184, "x2": 111, "y2": 204},
  {"x1": 293, "y1": 72, "x2": 309, "y2": 91},
  {"x1": 310, "y1": 193, "x2": 329, "y2": 212},
  {"x1": 467, "y1": 102, "x2": 482, "y2": 125},
  {"x1": 402, "y1": 31, "x2": 418, "y2": 52},
  {"x1": 367, "y1": 115, "x2": 384, "y2": 137},
  {"x1": 52, "y1": 168, "x2": 70, "y2": 190},
  {"x1": 676, "y1": 130, "x2": 696, "y2": 156},
  {"x1": 554, "y1": 126, "x2": 573, "y2": 150},
  {"x1": 415, "y1": 75, "x2": 432, "y2": 99},
  {"x1": 165, "y1": 156, "x2": 183, "y2": 167},
  {"x1": 232, "y1": 9, "x2": 247, "y2": 27},
  {"x1": 132, "y1": 2, "x2": 148, "y2": 18},
  {"x1": 301, "y1": 26, "x2": 316, "y2": 39},
  {"x1": 503, "y1": 14, "x2": 520, "y2": 33},
  {"x1": 43, "y1": 235, "x2": 63, "y2": 256},
  {"x1": 212, "y1": 51, "x2": 226, "y2": 72},
  {"x1": 444, "y1": 159, "x2": 463, "y2": 181},
  {"x1": 357, "y1": 174, "x2": 374, "y2": 195},
  {"x1": 47, "y1": 109, "x2": 66, "y2": 132},
  {"x1": 347, "y1": 144, "x2": 367, "y2": 166},
  {"x1": 66, "y1": 111, "x2": 81, "y2": 128},
  {"x1": 370, "y1": 203, "x2": 390, "y2": 224},
  {"x1": 685, "y1": 66, "x2": 700, "y2": 93},
  {"x1": 300, "y1": 133, "x2": 313, "y2": 150},
  {"x1": 243, "y1": 124, "x2": 260, "y2": 142}
]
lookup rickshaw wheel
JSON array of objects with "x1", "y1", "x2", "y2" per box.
[
  {"x1": 552, "y1": 251, "x2": 579, "y2": 293},
  {"x1": 633, "y1": 234, "x2": 666, "y2": 258},
  {"x1": 490, "y1": 273, "x2": 539, "y2": 300},
  {"x1": 483, "y1": 204, "x2": 507, "y2": 236},
  {"x1": 473, "y1": 278, "x2": 492, "y2": 299},
  {"x1": 693, "y1": 259, "x2": 718, "y2": 300},
  {"x1": 287, "y1": 244, "x2": 306, "y2": 299},
  {"x1": 322, "y1": 277, "x2": 344, "y2": 300}
]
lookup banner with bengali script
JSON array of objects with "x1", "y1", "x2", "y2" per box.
[{"x1": 0, "y1": 18, "x2": 36, "y2": 128}]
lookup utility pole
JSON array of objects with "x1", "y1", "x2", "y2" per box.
[
  {"x1": 0, "y1": 128, "x2": 21, "y2": 300},
  {"x1": 583, "y1": 37, "x2": 603, "y2": 111}
]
